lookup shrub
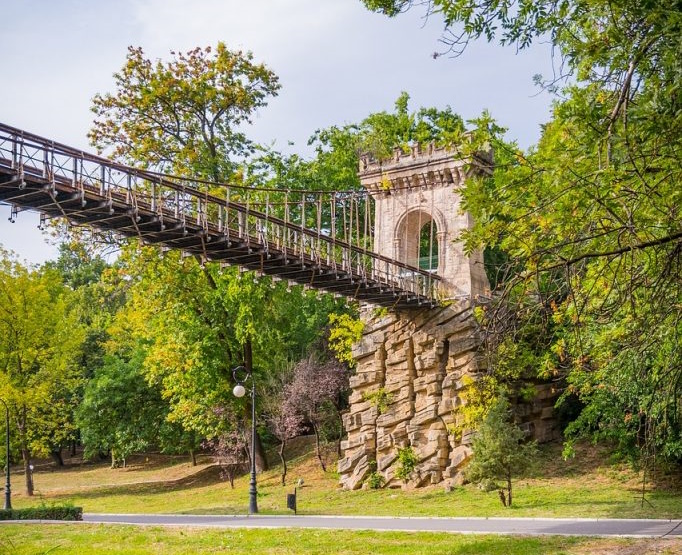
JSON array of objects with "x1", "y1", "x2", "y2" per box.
[
  {"x1": 362, "y1": 388, "x2": 393, "y2": 415},
  {"x1": 395, "y1": 446, "x2": 419, "y2": 482},
  {"x1": 0, "y1": 505, "x2": 83, "y2": 521}
]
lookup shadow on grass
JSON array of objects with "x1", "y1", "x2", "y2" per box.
[{"x1": 40, "y1": 465, "x2": 226, "y2": 502}]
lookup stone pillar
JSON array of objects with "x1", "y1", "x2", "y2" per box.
[{"x1": 338, "y1": 301, "x2": 486, "y2": 490}]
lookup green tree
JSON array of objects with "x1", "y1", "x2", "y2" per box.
[
  {"x1": 465, "y1": 395, "x2": 537, "y2": 507},
  {"x1": 90, "y1": 43, "x2": 280, "y2": 180},
  {"x1": 0, "y1": 253, "x2": 84, "y2": 494},
  {"x1": 77, "y1": 353, "x2": 169, "y2": 467}
]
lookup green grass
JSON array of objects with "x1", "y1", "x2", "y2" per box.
[
  {"x1": 9, "y1": 440, "x2": 682, "y2": 519},
  {"x1": 2, "y1": 524, "x2": 682, "y2": 555}
]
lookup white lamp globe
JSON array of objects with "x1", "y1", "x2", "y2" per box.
[{"x1": 233, "y1": 384, "x2": 246, "y2": 398}]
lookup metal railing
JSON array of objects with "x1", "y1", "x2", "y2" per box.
[{"x1": 0, "y1": 122, "x2": 440, "y2": 305}]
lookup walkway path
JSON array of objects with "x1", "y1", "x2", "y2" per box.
[{"x1": 81, "y1": 514, "x2": 682, "y2": 538}]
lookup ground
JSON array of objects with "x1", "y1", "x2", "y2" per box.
[{"x1": 3, "y1": 439, "x2": 681, "y2": 554}]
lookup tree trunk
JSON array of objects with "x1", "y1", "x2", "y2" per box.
[
  {"x1": 70, "y1": 441, "x2": 77, "y2": 457},
  {"x1": 189, "y1": 449, "x2": 197, "y2": 466},
  {"x1": 507, "y1": 471, "x2": 513, "y2": 507},
  {"x1": 279, "y1": 440, "x2": 287, "y2": 486},
  {"x1": 51, "y1": 448, "x2": 64, "y2": 467},
  {"x1": 21, "y1": 448, "x2": 34, "y2": 496},
  {"x1": 111, "y1": 449, "x2": 117, "y2": 469},
  {"x1": 244, "y1": 338, "x2": 268, "y2": 472},
  {"x1": 18, "y1": 407, "x2": 34, "y2": 496},
  {"x1": 313, "y1": 423, "x2": 326, "y2": 472},
  {"x1": 253, "y1": 430, "x2": 269, "y2": 472}
]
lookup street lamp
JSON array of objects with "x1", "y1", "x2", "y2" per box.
[
  {"x1": 232, "y1": 365, "x2": 258, "y2": 514},
  {"x1": 0, "y1": 398, "x2": 11, "y2": 510}
]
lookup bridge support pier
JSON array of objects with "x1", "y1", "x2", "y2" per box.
[
  {"x1": 338, "y1": 301, "x2": 559, "y2": 490},
  {"x1": 339, "y1": 301, "x2": 484, "y2": 490}
]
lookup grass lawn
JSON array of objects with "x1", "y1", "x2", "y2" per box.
[
  {"x1": 8, "y1": 440, "x2": 682, "y2": 519},
  {"x1": 1, "y1": 524, "x2": 682, "y2": 555}
]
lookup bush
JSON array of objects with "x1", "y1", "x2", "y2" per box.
[
  {"x1": 366, "y1": 471, "x2": 386, "y2": 489},
  {"x1": 395, "y1": 446, "x2": 419, "y2": 482},
  {"x1": 0, "y1": 505, "x2": 83, "y2": 521}
]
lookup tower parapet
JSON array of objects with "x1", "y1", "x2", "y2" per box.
[{"x1": 359, "y1": 143, "x2": 491, "y2": 300}]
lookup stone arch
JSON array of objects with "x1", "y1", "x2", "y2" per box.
[{"x1": 393, "y1": 206, "x2": 446, "y2": 272}]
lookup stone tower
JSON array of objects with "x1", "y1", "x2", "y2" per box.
[
  {"x1": 359, "y1": 143, "x2": 491, "y2": 300},
  {"x1": 337, "y1": 145, "x2": 558, "y2": 490}
]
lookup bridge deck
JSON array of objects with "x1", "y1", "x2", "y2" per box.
[{"x1": 0, "y1": 123, "x2": 439, "y2": 308}]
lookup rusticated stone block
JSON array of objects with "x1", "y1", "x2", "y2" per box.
[
  {"x1": 377, "y1": 452, "x2": 397, "y2": 471},
  {"x1": 349, "y1": 371, "x2": 382, "y2": 389},
  {"x1": 411, "y1": 404, "x2": 439, "y2": 426},
  {"x1": 343, "y1": 456, "x2": 371, "y2": 490},
  {"x1": 449, "y1": 445, "x2": 472, "y2": 469},
  {"x1": 376, "y1": 403, "x2": 412, "y2": 428}
]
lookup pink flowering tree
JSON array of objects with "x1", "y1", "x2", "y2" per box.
[
  {"x1": 285, "y1": 357, "x2": 349, "y2": 471},
  {"x1": 266, "y1": 393, "x2": 305, "y2": 486}
]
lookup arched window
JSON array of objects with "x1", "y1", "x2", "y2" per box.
[
  {"x1": 419, "y1": 220, "x2": 438, "y2": 272},
  {"x1": 395, "y1": 209, "x2": 440, "y2": 273}
]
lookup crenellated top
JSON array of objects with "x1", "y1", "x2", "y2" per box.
[{"x1": 359, "y1": 142, "x2": 492, "y2": 194}]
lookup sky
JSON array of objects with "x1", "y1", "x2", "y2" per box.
[{"x1": 0, "y1": 0, "x2": 555, "y2": 265}]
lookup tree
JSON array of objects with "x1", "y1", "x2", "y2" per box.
[
  {"x1": 204, "y1": 428, "x2": 249, "y2": 488},
  {"x1": 265, "y1": 390, "x2": 304, "y2": 486},
  {"x1": 0, "y1": 253, "x2": 84, "y2": 494},
  {"x1": 285, "y1": 356, "x2": 349, "y2": 471},
  {"x1": 465, "y1": 395, "x2": 537, "y2": 507},
  {"x1": 90, "y1": 43, "x2": 280, "y2": 180},
  {"x1": 77, "y1": 353, "x2": 171, "y2": 468},
  {"x1": 88, "y1": 44, "x2": 352, "y2": 467}
]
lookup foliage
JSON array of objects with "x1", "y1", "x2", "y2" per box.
[
  {"x1": 465, "y1": 396, "x2": 537, "y2": 507},
  {"x1": 90, "y1": 43, "x2": 280, "y2": 180},
  {"x1": 285, "y1": 356, "x2": 350, "y2": 471},
  {"x1": 76, "y1": 353, "x2": 175, "y2": 466},
  {"x1": 328, "y1": 313, "x2": 363, "y2": 366},
  {"x1": 365, "y1": 461, "x2": 386, "y2": 489},
  {"x1": 362, "y1": 387, "x2": 393, "y2": 415},
  {"x1": 204, "y1": 428, "x2": 249, "y2": 488},
  {"x1": 0, "y1": 504, "x2": 82, "y2": 521},
  {"x1": 0, "y1": 252, "x2": 84, "y2": 494},
  {"x1": 106, "y1": 246, "x2": 346, "y2": 438},
  {"x1": 395, "y1": 446, "x2": 419, "y2": 482},
  {"x1": 264, "y1": 371, "x2": 305, "y2": 486}
]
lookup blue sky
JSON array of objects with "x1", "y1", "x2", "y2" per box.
[{"x1": 0, "y1": 0, "x2": 554, "y2": 264}]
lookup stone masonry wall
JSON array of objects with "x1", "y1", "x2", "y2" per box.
[{"x1": 338, "y1": 302, "x2": 559, "y2": 490}]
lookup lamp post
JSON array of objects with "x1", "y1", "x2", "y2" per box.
[
  {"x1": 232, "y1": 365, "x2": 258, "y2": 514},
  {"x1": 0, "y1": 398, "x2": 11, "y2": 510}
]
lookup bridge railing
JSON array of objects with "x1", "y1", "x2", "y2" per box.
[{"x1": 0, "y1": 123, "x2": 440, "y2": 303}]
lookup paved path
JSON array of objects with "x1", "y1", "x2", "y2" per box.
[{"x1": 79, "y1": 514, "x2": 682, "y2": 538}]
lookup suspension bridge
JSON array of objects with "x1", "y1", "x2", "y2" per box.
[{"x1": 0, "y1": 123, "x2": 442, "y2": 308}]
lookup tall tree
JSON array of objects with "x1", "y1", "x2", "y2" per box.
[
  {"x1": 0, "y1": 252, "x2": 84, "y2": 494},
  {"x1": 90, "y1": 43, "x2": 280, "y2": 181}
]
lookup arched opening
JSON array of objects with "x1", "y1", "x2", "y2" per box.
[
  {"x1": 419, "y1": 220, "x2": 438, "y2": 272},
  {"x1": 395, "y1": 209, "x2": 441, "y2": 273}
]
